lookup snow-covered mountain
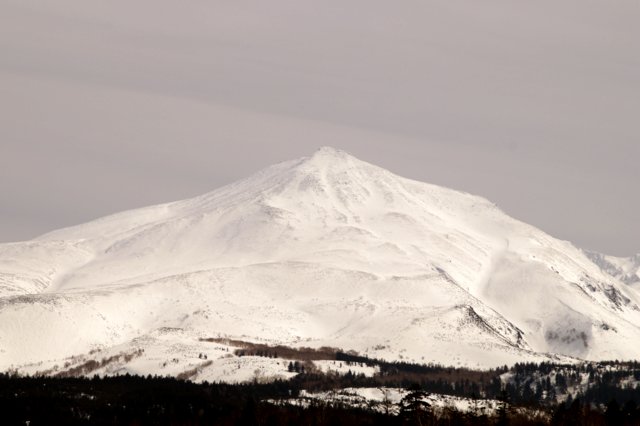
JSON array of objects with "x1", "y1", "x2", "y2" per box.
[
  {"x1": 1, "y1": 147, "x2": 639, "y2": 377},
  {"x1": 585, "y1": 251, "x2": 640, "y2": 288}
]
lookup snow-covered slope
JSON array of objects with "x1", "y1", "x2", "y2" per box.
[
  {"x1": 585, "y1": 251, "x2": 640, "y2": 289},
  {"x1": 1, "y1": 147, "x2": 639, "y2": 375}
]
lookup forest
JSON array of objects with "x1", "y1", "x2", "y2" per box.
[{"x1": 2, "y1": 355, "x2": 640, "y2": 425}]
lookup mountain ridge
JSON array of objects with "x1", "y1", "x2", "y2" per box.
[{"x1": 585, "y1": 250, "x2": 640, "y2": 288}]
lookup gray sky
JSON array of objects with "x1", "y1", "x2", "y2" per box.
[{"x1": 1, "y1": 0, "x2": 639, "y2": 256}]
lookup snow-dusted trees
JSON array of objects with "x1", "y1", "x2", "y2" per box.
[{"x1": 399, "y1": 384, "x2": 431, "y2": 425}]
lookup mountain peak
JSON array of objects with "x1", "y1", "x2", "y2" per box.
[
  {"x1": 283, "y1": 146, "x2": 378, "y2": 188},
  {"x1": 312, "y1": 145, "x2": 350, "y2": 158},
  {"x1": 303, "y1": 146, "x2": 357, "y2": 168},
  {"x1": 286, "y1": 146, "x2": 395, "y2": 201}
]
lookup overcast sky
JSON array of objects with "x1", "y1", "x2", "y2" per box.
[{"x1": 1, "y1": 0, "x2": 638, "y2": 256}]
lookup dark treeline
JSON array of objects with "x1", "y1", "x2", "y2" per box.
[
  {"x1": 211, "y1": 338, "x2": 640, "y2": 410},
  {"x1": 334, "y1": 353, "x2": 640, "y2": 410},
  {"x1": 203, "y1": 337, "x2": 338, "y2": 361},
  {"x1": 337, "y1": 350, "x2": 507, "y2": 398},
  {"x1": 0, "y1": 373, "x2": 505, "y2": 426},
  {"x1": 2, "y1": 357, "x2": 640, "y2": 425},
  {"x1": 551, "y1": 398, "x2": 640, "y2": 426},
  {"x1": 505, "y1": 361, "x2": 640, "y2": 408},
  {"x1": 3, "y1": 373, "x2": 639, "y2": 426}
]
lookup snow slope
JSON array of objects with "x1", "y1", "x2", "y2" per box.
[
  {"x1": 585, "y1": 251, "x2": 640, "y2": 289},
  {"x1": 1, "y1": 147, "x2": 639, "y2": 376},
  {"x1": 290, "y1": 387, "x2": 504, "y2": 417}
]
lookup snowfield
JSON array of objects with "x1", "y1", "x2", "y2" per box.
[
  {"x1": 288, "y1": 387, "x2": 502, "y2": 416},
  {"x1": 1, "y1": 147, "x2": 640, "y2": 380}
]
